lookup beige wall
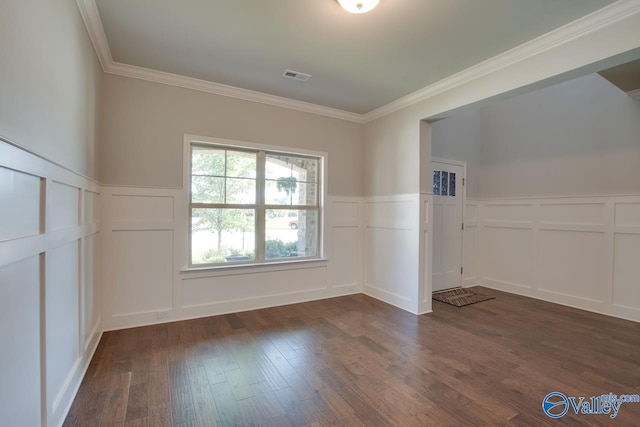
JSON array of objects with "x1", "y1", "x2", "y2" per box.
[
  {"x1": 480, "y1": 74, "x2": 640, "y2": 198},
  {"x1": 99, "y1": 74, "x2": 363, "y2": 195},
  {"x1": 363, "y1": 103, "x2": 424, "y2": 196},
  {"x1": 431, "y1": 110, "x2": 482, "y2": 198},
  {"x1": 0, "y1": 0, "x2": 102, "y2": 179},
  {"x1": 431, "y1": 74, "x2": 640, "y2": 199}
]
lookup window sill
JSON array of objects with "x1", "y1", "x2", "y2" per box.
[{"x1": 180, "y1": 257, "x2": 329, "y2": 277}]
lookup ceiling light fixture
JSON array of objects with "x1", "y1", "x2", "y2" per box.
[{"x1": 337, "y1": 0, "x2": 379, "y2": 14}]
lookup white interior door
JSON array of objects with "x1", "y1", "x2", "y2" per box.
[{"x1": 432, "y1": 160, "x2": 464, "y2": 292}]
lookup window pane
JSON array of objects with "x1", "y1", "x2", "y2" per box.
[
  {"x1": 191, "y1": 176, "x2": 224, "y2": 203},
  {"x1": 191, "y1": 208, "x2": 255, "y2": 264},
  {"x1": 226, "y1": 178, "x2": 256, "y2": 204},
  {"x1": 265, "y1": 209, "x2": 318, "y2": 260},
  {"x1": 292, "y1": 157, "x2": 318, "y2": 183},
  {"x1": 226, "y1": 150, "x2": 256, "y2": 178},
  {"x1": 442, "y1": 172, "x2": 449, "y2": 196},
  {"x1": 266, "y1": 154, "x2": 292, "y2": 180},
  {"x1": 449, "y1": 172, "x2": 456, "y2": 197},
  {"x1": 292, "y1": 182, "x2": 317, "y2": 206},
  {"x1": 265, "y1": 179, "x2": 291, "y2": 205},
  {"x1": 433, "y1": 170, "x2": 441, "y2": 195},
  {"x1": 192, "y1": 147, "x2": 225, "y2": 176}
]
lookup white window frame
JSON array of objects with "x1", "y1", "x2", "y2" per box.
[{"x1": 183, "y1": 134, "x2": 326, "y2": 269}]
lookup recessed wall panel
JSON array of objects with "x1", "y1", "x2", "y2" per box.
[
  {"x1": 0, "y1": 256, "x2": 42, "y2": 427},
  {"x1": 538, "y1": 230, "x2": 604, "y2": 301},
  {"x1": 83, "y1": 190, "x2": 100, "y2": 225},
  {"x1": 464, "y1": 226, "x2": 478, "y2": 280},
  {"x1": 332, "y1": 201, "x2": 360, "y2": 223},
  {"x1": 47, "y1": 241, "x2": 80, "y2": 409},
  {"x1": 615, "y1": 203, "x2": 640, "y2": 226},
  {"x1": 539, "y1": 203, "x2": 605, "y2": 225},
  {"x1": 432, "y1": 204, "x2": 443, "y2": 277},
  {"x1": 83, "y1": 233, "x2": 101, "y2": 344},
  {"x1": 465, "y1": 203, "x2": 478, "y2": 222},
  {"x1": 50, "y1": 181, "x2": 79, "y2": 231},
  {"x1": 0, "y1": 166, "x2": 40, "y2": 241},
  {"x1": 613, "y1": 234, "x2": 640, "y2": 310},
  {"x1": 111, "y1": 195, "x2": 174, "y2": 222},
  {"x1": 484, "y1": 203, "x2": 533, "y2": 223},
  {"x1": 367, "y1": 200, "x2": 414, "y2": 228},
  {"x1": 331, "y1": 227, "x2": 358, "y2": 287},
  {"x1": 182, "y1": 266, "x2": 326, "y2": 308},
  {"x1": 481, "y1": 227, "x2": 532, "y2": 287},
  {"x1": 366, "y1": 228, "x2": 416, "y2": 300},
  {"x1": 112, "y1": 230, "x2": 173, "y2": 315}
]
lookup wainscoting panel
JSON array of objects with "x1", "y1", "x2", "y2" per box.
[
  {"x1": 49, "y1": 181, "x2": 79, "y2": 231},
  {"x1": 366, "y1": 196, "x2": 416, "y2": 230},
  {"x1": 613, "y1": 233, "x2": 640, "y2": 311},
  {"x1": 0, "y1": 256, "x2": 42, "y2": 427},
  {"x1": 538, "y1": 230, "x2": 605, "y2": 303},
  {"x1": 111, "y1": 230, "x2": 173, "y2": 316},
  {"x1": 82, "y1": 233, "x2": 101, "y2": 350},
  {"x1": 462, "y1": 201, "x2": 479, "y2": 286},
  {"x1": 0, "y1": 166, "x2": 41, "y2": 241},
  {"x1": 46, "y1": 241, "x2": 80, "y2": 412},
  {"x1": 463, "y1": 226, "x2": 479, "y2": 285},
  {"x1": 364, "y1": 194, "x2": 421, "y2": 314},
  {"x1": 473, "y1": 196, "x2": 640, "y2": 323},
  {"x1": 83, "y1": 190, "x2": 100, "y2": 225},
  {"x1": 182, "y1": 266, "x2": 327, "y2": 309},
  {"x1": 614, "y1": 201, "x2": 640, "y2": 227},
  {"x1": 330, "y1": 226, "x2": 359, "y2": 290},
  {"x1": 465, "y1": 202, "x2": 479, "y2": 223},
  {"x1": 365, "y1": 227, "x2": 415, "y2": 308},
  {"x1": 328, "y1": 196, "x2": 363, "y2": 293},
  {"x1": 419, "y1": 193, "x2": 433, "y2": 313},
  {"x1": 484, "y1": 203, "x2": 534, "y2": 223},
  {"x1": 539, "y1": 202, "x2": 605, "y2": 226},
  {"x1": 101, "y1": 189, "x2": 363, "y2": 330},
  {"x1": 481, "y1": 226, "x2": 533, "y2": 289},
  {"x1": 110, "y1": 194, "x2": 174, "y2": 223},
  {"x1": 0, "y1": 139, "x2": 101, "y2": 427},
  {"x1": 432, "y1": 203, "x2": 443, "y2": 279},
  {"x1": 331, "y1": 198, "x2": 361, "y2": 224}
]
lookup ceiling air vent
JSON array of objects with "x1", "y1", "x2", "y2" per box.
[{"x1": 282, "y1": 69, "x2": 312, "y2": 82}]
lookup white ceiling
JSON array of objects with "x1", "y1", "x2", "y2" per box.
[{"x1": 93, "y1": 0, "x2": 616, "y2": 115}]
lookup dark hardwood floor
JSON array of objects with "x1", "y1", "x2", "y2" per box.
[{"x1": 64, "y1": 287, "x2": 640, "y2": 426}]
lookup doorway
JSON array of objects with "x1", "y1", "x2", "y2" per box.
[{"x1": 432, "y1": 158, "x2": 465, "y2": 292}]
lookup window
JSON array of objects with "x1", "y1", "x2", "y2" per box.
[
  {"x1": 433, "y1": 169, "x2": 456, "y2": 197},
  {"x1": 189, "y1": 141, "x2": 322, "y2": 266}
]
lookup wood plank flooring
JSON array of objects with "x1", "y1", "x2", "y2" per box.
[{"x1": 64, "y1": 287, "x2": 640, "y2": 426}]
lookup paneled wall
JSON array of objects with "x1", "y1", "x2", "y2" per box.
[
  {"x1": 0, "y1": 140, "x2": 101, "y2": 427},
  {"x1": 101, "y1": 186, "x2": 363, "y2": 330},
  {"x1": 463, "y1": 200, "x2": 480, "y2": 286},
  {"x1": 465, "y1": 196, "x2": 640, "y2": 322},
  {"x1": 364, "y1": 194, "x2": 432, "y2": 315}
]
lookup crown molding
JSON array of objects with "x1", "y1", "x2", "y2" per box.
[
  {"x1": 628, "y1": 88, "x2": 640, "y2": 99},
  {"x1": 75, "y1": 0, "x2": 112, "y2": 69},
  {"x1": 104, "y1": 62, "x2": 366, "y2": 123},
  {"x1": 75, "y1": 0, "x2": 365, "y2": 123},
  {"x1": 362, "y1": 0, "x2": 640, "y2": 123},
  {"x1": 76, "y1": 0, "x2": 640, "y2": 125}
]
